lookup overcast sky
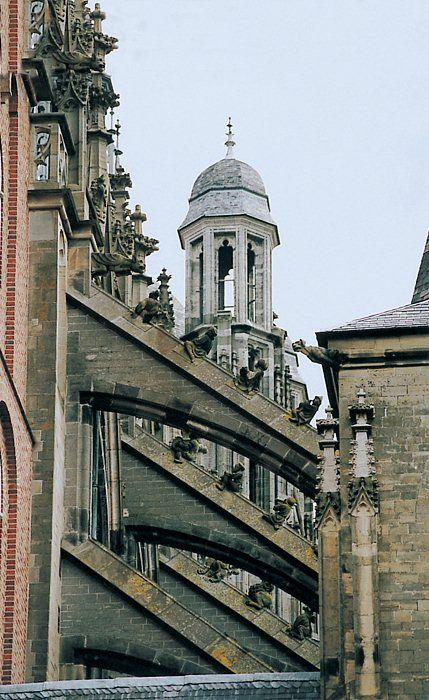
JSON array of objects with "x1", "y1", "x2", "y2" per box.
[{"x1": 100, "y1": 0, "x2": 429, "y2": 400}]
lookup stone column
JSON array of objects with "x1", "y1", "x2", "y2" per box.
[
  {"x1": 347, "y1": 389, "x2": 380, "y2": 699},
  {"x1": 316, "y1": 407, "x2": 342, "y2": 699}
]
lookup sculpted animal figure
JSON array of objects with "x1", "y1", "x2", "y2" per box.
[
  {"x1": 292, "y1": 339, "x2": 347, "y2": 367},
  {"x1": 91, "y1": 252, "x2": 144, "y2": 277},
  {"x1": 216, "y1": 463, "x2": 245, "y2": 493},
  {"x1": 289, "y1": 396, "x2": 322, "y2": 425},
  {"x1": 170, "y1": 431, "x2": 207, "y2": 464},
  {"x1": 263, "y1": 496, "x2": 297, "y2": 530},
  {"x1": 197, "y1": 558, "x2": 239, "y2": 583},
  {"x1": 184, "y1": 326, "x2": 217, "y2": 362},
  {"x1": 234, "y1": 358, "x2": 268, "y2": 393},
  {"x1": 132, "y1": 291, "x2": 166, "y2": 325},
  {"x1": 244, "y1": 581, "x2": 274, "y2": 610},
  {"x1": 287, "y1": 606, "x2": 316, "y2": 640}
]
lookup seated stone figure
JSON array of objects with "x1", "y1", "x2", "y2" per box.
[
  {"x1": 289, "y1": 396, "x2": 322, "y2": 426},
  {"x1": 287, "y1": 606, "x2": 316, "y2": 640},
  {"x1": 263, "y1": 496, "x2": 297, "y2": 530},
  {"x1": 216, "y1": 462, "x2": 245, "y2": 493},
  {"x1": 244, "y1": 581, "x2": 274, "y2": 610},
  {"x1": 170, "y1": 430, "x2": 207, "y2": 464},
  {"x1": 234, "y1": 358, "x2": 268, "y2": 393},
  {"x1": 132, "y1": 290, "x2": 166, "y2": 325},
  {"x1": 184, "y1": 326, "x2": 217, "y2": 362},
  {"x1": 197, "y1": 557, "x2": 239, "y2": 583}
]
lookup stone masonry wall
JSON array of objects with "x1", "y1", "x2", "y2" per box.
[
  {"x1": 336, "y1": 337, "x2": 429, "y2": 699},
  {"x1": 60, "y1": 558, "x2": 219, "y2": 675},
  {"x1": 158, "y1": 567, "x2": 306, "y2": 672}
]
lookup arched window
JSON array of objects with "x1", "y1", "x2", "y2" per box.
[
  {"x1": 247, "y1": 244, "x2": 256, "y2": 322},
  {"x1": 198, "y1": 250, "x2": 204, "y2": 321},
  {"x1": 218, "y1": 240, "x2": 234, "y2": 311}
]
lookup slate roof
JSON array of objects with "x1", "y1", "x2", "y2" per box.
[
  {"x1": 324, "y1": 299, "x2": 429, "y2": 334},
  {"x1": 179, "y1": 158, "x2": 277, "y2": 230},
  {"x1": 0, "y1": 673, "x2": 320, "y2": 699}
]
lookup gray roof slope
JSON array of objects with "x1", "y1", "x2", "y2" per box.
[
  {"x1": 412, "y1": 231, "x2": 429, "y2": 304},
  {"x1": 324, "y1": 299, "x2": 429, "y2": 334},
  {"x1": 179, "y1": 158, "x2": 277, "y2": 230},
  {"x1": 0, "y1": 673, "x2": 320, "y2": 699}
]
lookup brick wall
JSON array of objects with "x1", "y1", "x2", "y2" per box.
[{"x1": 0, "y1": 0, "x2": 33, "y2": 684}]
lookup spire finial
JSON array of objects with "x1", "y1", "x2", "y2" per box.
[{"x1": 225, "y1": 117, "x2": 236, "y2": 158}]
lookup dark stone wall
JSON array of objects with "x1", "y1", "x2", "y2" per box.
[
  {"x1": 60, "y1": 559, "x2": 218, "y2": 675},
  {"x1": 158, "y1": 567, "x2": 307, "y2": 672}
]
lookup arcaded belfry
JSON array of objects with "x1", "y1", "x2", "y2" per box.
[{"x1": 178, "y1": 119, "x2": 307, "y2": 408}]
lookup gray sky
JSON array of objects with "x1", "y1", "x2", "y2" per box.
[{"x1": 100, "y1": 0, "x2": 429, "y2": 400}]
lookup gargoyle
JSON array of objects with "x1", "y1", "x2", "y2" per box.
[
  {"x1": 262, "y1": 496, "x2": 297, "y2": 530},
  {"x1": 132, "y1": 291, "x2": 167, "y2": 325},
  {"x1": 234, "y1": 358, "x2": 268, "y2": 393},
  {"x1": 197, "y1": 558, "x2": 239, "y2": 583},
  {"x1": 184, "y1": 326, "x2": 217, "y2": 362},
  {"x1": 91, "y1": 252, "x2": 144, "y2": 277},
  {"x1": 292, "y1": 339, "x2": 347, "y2": 367},
  {"x1": 289, "y1": 396, "x2": 322, "y2": 425},
  {"x1": 287, "y1": 606, "x2": 316, "y2": 640},
  {"x1": 170, "y1": 430, "x2": 207, "y2": 464},
  {"x1": 216, "y1": 463, "x2": 245, "y2": 493},
  {"x1": 244, "y1": 581, "x2": 274, "y2": 610}
]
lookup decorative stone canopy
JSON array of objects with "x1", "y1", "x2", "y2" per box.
[{"x1": 178, "y1": 157, "x2": 278, "y2": 232}]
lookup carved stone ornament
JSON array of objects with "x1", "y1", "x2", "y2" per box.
[
  {"x1": 244, "y1": 581, "x2": 274, "y2": 610},
  {"x1": 90, "y1": 175, "x2": 108, "y2": 224},
  {"x1": 54, "y1": 69, "x2": 91, "y2": 110},
  {"x1": 234, "y1": 358, "x2": 268, "y2": 393},
  {"x1": 286, "y1": 606, "x2": 316, "y2": 641},
  {"x1": 289, "y1": 396, "x2": 322, "y2": 425},
  {"x1": 216, "y1": 463, "x2": 245, "y2": 493},
  {"x1": 183, "y1": 326, "x2": 217, "y2": 363},
  {"x1": 197, "y1": 558, "x2": 239, "y2": 583},
  {"x1": 89, "y1": 82, "x2": 120, "y2": 114},
  {"x1": 262, "y1": 496, "x2": 297, "y2": 530},
  {"x1": 315, "y1": 491, "x2": 341, "y2": 528},
  {"x1": 132, "y1": 292, "x2": 167, "y2": 326},
  {"x1": 292, "y1": 339, "x2": 347, "y2": 368},
  {"x1": 91, "y1": 252, "x2": 144, "y2": 278},
  {"x1": 30, "y1": 0, "x2": 63, "y2": 55},
  {"x1": 170, "y1": 431, "x2": 207, "y2": 464},
  {"x1": 348, "y1": 476, "x2": 379, "y2": 513}
]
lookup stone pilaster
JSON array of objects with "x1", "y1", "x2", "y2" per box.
[
  {"x1": 316, "y1": 407, "x2": 342, "y2": 699},
  {"x1": 347, "y1": 389, "x2": 380, "y2": 699}
]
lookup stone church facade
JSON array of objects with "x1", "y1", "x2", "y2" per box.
[{"x1": 0, "y1": 2, "x2": 428, "y2": 699}]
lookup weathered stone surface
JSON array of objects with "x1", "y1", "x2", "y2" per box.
[
  {"x1": 67, "y1": 286, "x2": 319, "y2": 495},
  {"x1": 162, "y1": 550, "x2": 320, "y2": 670},
  {"x1": 61, "y1": 539, "x2": 273, "y2": 674},
  {"x1": 122, "y1": 444, "x2": 317, "y2": 606}
]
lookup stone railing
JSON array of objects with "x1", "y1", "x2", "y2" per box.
[{"x1": 30, "y1": 112, "x2": 74, "y2": 187}]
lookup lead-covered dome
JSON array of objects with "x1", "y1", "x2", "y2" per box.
[{"x1": 178, "y1": 157, "x2": 277, "y2": 231}]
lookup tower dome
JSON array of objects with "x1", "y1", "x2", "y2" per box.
[{"x1": 178, "y1": 122, "x2": 277, "y2": 234}]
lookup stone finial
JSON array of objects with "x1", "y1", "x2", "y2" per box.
[
  {"x1": 157, "y1": 268, "x2": 175, "y2": 332},
  {"x1": 90, "y1": 2, "x2": 106, "y2": 29},
  {"x1": 225, "y1": 116, "x2": 236, "y2": 158},
  {"x1": 130, "y1": 204, "x2": 146, "y2": 227}
]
